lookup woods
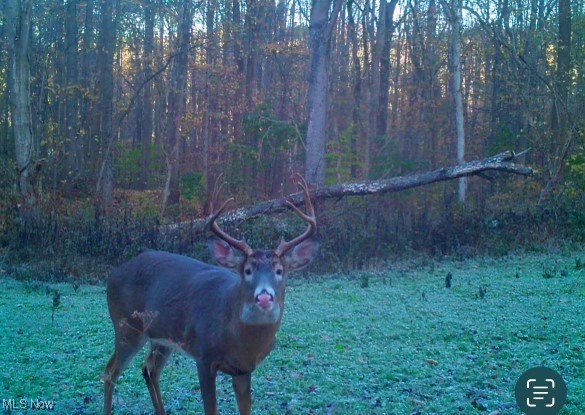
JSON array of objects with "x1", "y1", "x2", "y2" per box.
[
  {"x1": 0, "y1": 0, "x2": 584, "y2": 269},
  {"x1": 1, "y1": 5, "x2": 584, "y2": 410}
]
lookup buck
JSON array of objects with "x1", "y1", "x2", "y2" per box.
[{"x1": 103, "y1": 175, "x2": 319, "y2": 415}]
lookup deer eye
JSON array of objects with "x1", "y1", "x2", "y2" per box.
[
  {"x1": 275, "y1": 268, "x2": 283, "y2": 276},
  {"x1": 244, "y1": 268, "x2": 253, "y2": 276}
]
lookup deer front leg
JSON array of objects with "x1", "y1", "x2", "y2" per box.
[
  {"x1": 232, "y1": 373, "x2": 252, "y2": 415},
  {"x1": 197, "y1": 361, "x2": 219, "y2": 415}
]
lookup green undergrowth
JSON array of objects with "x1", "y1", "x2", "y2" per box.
[{"x1": 1, "y1": 251, "x2": 584, "y2": 414}]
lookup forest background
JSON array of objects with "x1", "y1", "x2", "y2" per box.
[{"x1": 1, "y1": 0, "x2": 584, "y2": 279}]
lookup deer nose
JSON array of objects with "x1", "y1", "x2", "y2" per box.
[{"x1": 255, "y1": 290, "x2": 274, "y2": 310}]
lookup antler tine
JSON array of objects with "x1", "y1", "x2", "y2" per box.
[
  {"x1": 209, "y1": 174, "x2": 229, "y2": 216},
  {"x1": 275, "y1": 173, "x2": 317, "y2": 256},
  {"x1": 208, "y1": 174, "x2": 253, "y2": 255}
]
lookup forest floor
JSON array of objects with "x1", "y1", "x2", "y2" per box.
[{"x1": 0, "y1": 250, "x2": 584, "y2": 414}]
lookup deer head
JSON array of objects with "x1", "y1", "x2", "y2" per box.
[{"x1": 208, "y1": 174, "x2": 319, "y2": 326}]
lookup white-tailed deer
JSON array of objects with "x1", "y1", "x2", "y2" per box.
[{"x1": 103, "y1": 174, "x2": 319, "y2": 415}]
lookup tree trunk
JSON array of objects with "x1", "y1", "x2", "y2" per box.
[
  {"x1": 140, "y1": 0, "x2": 155, "y2": 189},
  {"x1": 369, "y1": 0, "x2": 384, "y2": 144},
  {"x1": 538, "y1": 0, "x2": 572, "y2": 203},
  {"x1": 95, "y1": 0, "x2": 119, "y2": 213},
  {"x1": 162, "y1": 0, "x2": 192, "y2": 216},
  {"x1": 64, "y1": 0, "x2": 81, "y2": 188},
  {"x1": 305, "y1": 0, "x2": 342, "y2": 186},
  {"x1": 6, "y1": 0, "x2": 40, "y2": 217},
  {"x1": 244, "y1": 0, "x2": 259, "y2": 108},
  {"x1": 80, "y1": 0, "x2": 95, "y2": 186},
  {"x1": 377, "y1": 0, "x2": 398, "y2": 138},
  {"x1": 347, "y1": 0, "x2": 362, "y2": 179},
  {"x1": 442, "y1": 0, "x2": 466, "y2": 203},
  {"x1": 204, "y1": 0, "x2": 217, "y2": 191},
  {"x1": 489, "y1": 0, "x2": 508, "y2": 145}
]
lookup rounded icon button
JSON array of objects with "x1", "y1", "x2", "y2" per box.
[{"x1": 515, "y1": 366, "x2": 567, "y2": 415}]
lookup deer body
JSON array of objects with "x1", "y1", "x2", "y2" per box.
[
  {"x1": 104, "y1": 175, "x2": 318, "y2": 415},
  {"x1": 108, "y1": 250, "x2": 281, "y2": 369}
]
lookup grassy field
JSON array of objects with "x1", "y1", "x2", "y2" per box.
[{"x1": 1, "y1": 251, "x2": 584, "y2": 415}]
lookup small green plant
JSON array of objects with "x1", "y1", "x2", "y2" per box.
[
  {"x1": 23, "y1": 280, "x2": 44, "y2": 293},
  {"x1": 543, "y1": 267, "x2": 556, "y2": 279},
  {"x1": 478, "y1": 285, "x2": 487, "y2": 299},
  {"x1": 180, "y1": 171, "x2": 205, "y2": 201},
  {"x1": 445, "y1": 272, "x2": 453, "y2": 288},
  {"x1": 360, "y1": 273, "x2": 370, "y2": 288},
  {"x1": 576, "y1": 258, "x2": 584, "y2": 271},
  {"x1": 51, "y1": 290, "x2": 61, "y2": 326}
]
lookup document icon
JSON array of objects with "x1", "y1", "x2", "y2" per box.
[
  {"x1": 526, "y1": 378, "x2": 556, "y2": 407},
  {"x1": 515, "y1": 367, "x2": 567, "y2": 415}
]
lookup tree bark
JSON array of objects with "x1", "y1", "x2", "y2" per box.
[
  {"x1": 305, "y1": 0, "x2": 342, "y2": 186},
  {"x1": 441, "y1": 0, "x2": 466, "y2": 203},
  {"x1": 95, "y1": 0, "x2": 119, "y2": 212},
  {"x1": 162, "y1": 0, "x2": 192, "y2": 216},
  {"x1": 377, "y1": 0, "x2": 398, "y2": 137},
  {"x1": 80, "y1": 0, "x2": 95, "y2": 184},
  {"x1": 366, "y1": 0, "x2": 384, "y2": 179},
  {"x1": 244, "y1": 0, "x2": 259, "y2": 108},
  {"x1": 347, "y1": 0, "x2": 362, "y2": 179},
  {"x1": 6, "y1": 0, "x2": 40, "y2": 217},
  {"x1": 538, "y1": 0, "x2": 572, "y2": 204},
  {"x1": 64, "y1": 0, "x2": 81, "y2": 187},
  {"x1": 140, "y1": 0, "x2": 155, "y2": 189},
  {"x1": 203, "y1": 0, "x2": 218, "y2": 192}
]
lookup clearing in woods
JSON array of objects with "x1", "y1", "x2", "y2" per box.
[{"x1": 0, "y1": 251, "x2": 583, "y2": 414}]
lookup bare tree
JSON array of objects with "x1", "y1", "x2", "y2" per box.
[
  {"x1": 95, "y1": 0, "x2": 119, "y2": 212},
  {"x1": 539, "y1": 0, "x2": 572, "y2": 203},
  {"x1": 80, "y1": 0, "x2": 96, "y2": 182},
  {"x1": 162, "y1": 0, "x2": 193, "y2": 216},
  {"x1": 376, "y1": 0, "x2": 399, "y2": 138},
  {"x1": 347, "y1": 0, "x2": 363, "y2": 179},
  {"x1": 139, "y1": 0, "x2": 156, "y2": 189},
  {"x1": 441, "y1": 0, "x2": 466, "y2": 203},
  {"x1": 64, "y1": 0, "x2": 81, "y2": 187},
  {"x1": 5, "y1": 0, "x2": 40, "y2": 217},
  {"x1": 305, "y1": 0, "x2": 343, "y2": 186}
]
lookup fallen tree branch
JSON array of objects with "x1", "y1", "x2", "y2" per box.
[{"x1": 166, "y1": 150, "x2": 533, "y2": 234}]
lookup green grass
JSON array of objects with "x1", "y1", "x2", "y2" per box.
[{"x1": 1, "y1": 251, "x2": 585, "y2": 414}]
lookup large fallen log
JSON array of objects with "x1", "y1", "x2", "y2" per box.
[{"x1": 166, "y1": 150, "x2": 533, "y2": 234}]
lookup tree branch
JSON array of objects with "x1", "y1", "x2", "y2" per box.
[{"x1": 165, "y1": 151, "x2": 533, "y2": 234}]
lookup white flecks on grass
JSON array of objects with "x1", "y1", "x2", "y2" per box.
[{"x1": 0, "y1": 251, "x2": 584, "y2": 414}]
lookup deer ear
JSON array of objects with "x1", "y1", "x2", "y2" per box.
[
  {"x1": 209, "y1": 238, "x2": 246, "y2": 268},
  {"x1": 282, "y1": 239, "x2": 320, "y2": 272}
]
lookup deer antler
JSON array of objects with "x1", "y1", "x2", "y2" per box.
[
  {"x1": 275, "y1": 174, "x2": 317, "y2": 256},
  {"x1": 209, "y1": 174, "x2": 253, "y2": 255}
]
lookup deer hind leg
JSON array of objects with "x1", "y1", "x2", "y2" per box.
[
  {"x1": 232, "y1": 373, "x2": 252, "y2": 415},
  {"x1": 143, "y1": 343, "x2": 172, "y2": 415},
  {"x1": 104, "y1": 333, "x2": 147, "y2": 415}
]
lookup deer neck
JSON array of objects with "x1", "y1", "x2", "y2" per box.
[{"x1": 223, "y1": 284, "x2": 284, "y2": 365}]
